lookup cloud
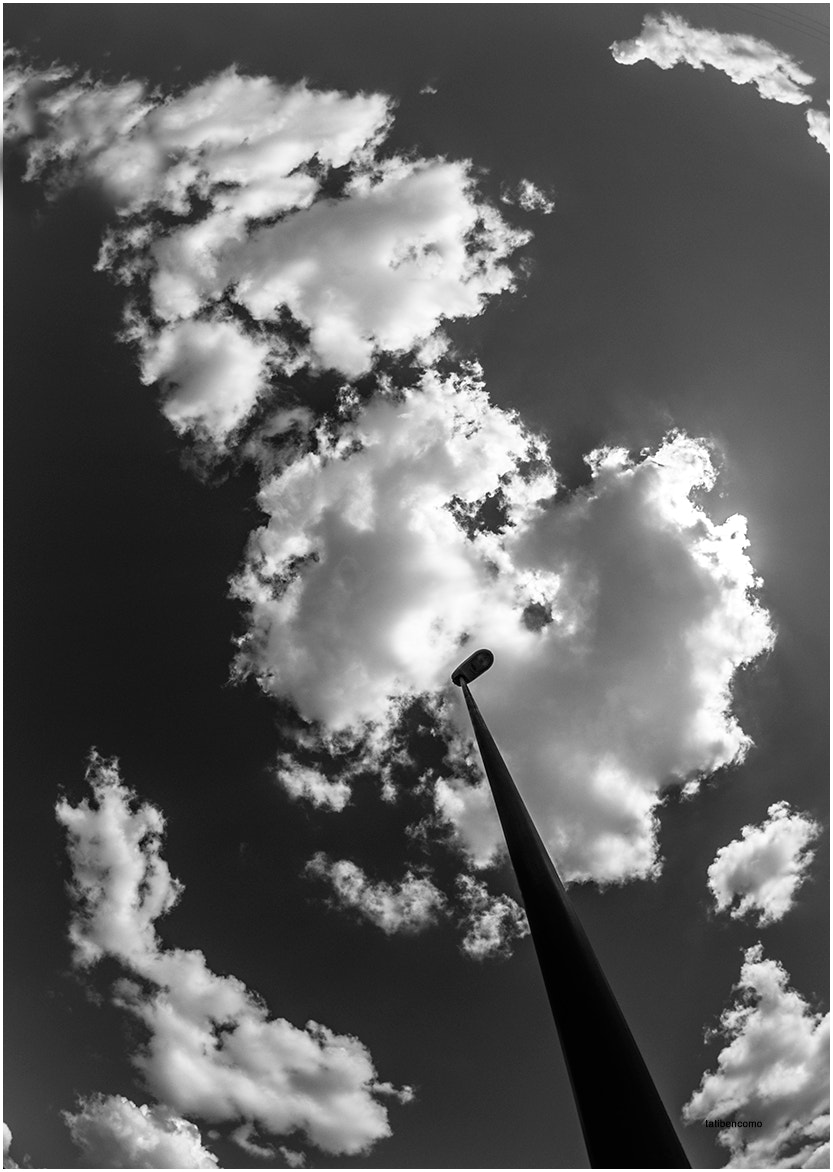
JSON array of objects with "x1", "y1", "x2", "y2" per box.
[
  {"x1": 56, "y1": 752, "x2": 410, "y2": 1157},
  {"x1": 707, "y1": 802, "x2": 821, "y2": 926},
  {"x1": 14, "y1": 54, "x2": 773, "y2": 894},
  {"x1": 8, "y1": 59, "x2": 529, "y2": 441},
  {"x1": 611, "y1": 12, "x2": 815, "y2": 105},
  {"x1": 456, "y1": 875, "x2": 529, "y2": 960},
  {"x1": 684, "y1": 945, "x2": 830, "y2": 1168},
  {"x1": 275, "y1": 756, "x2": 352, "y2": 811},
  {"x1": 306, "y1": 854, "x2": 447, "y2": 934},
  {"x1": 806, "y1": 107, "x2": 830, "y2": 152},
  {"x1": 233, "y1": 385, "x2": 773, "y2": 884},
  {"x1": 2, "y1": 1123, "x2": 19, "y2": 1170},
  {"x1": 279, "y1": 1147, "x2": 307, "y2": 1168},
  {"x1": 63, "y1": 1095, "x2": 219, "y2": 1169},
  {"x1": 501, "y1": 178, "x2": 555, "y2": 214}
]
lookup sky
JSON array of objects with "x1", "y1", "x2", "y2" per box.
[{"x1": 3, "y1": 4, "x2": 829, "y2": 1169}]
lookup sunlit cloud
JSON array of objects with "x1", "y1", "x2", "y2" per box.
[
  {"x1": 64, "y1": 1095, "x2": 219, "y2": 1169},
  {"x1": 611, "y1": 12, "x2": 815, "y2": 105},
  {"x1": 684, "y1": 945, "x2": 830, "y2": 1167},
  {"x1": 306, "y1": 855, "x2": 447, "y2": 934},
  {"x1": 56, "y1": 752, "x2": 411, "y2": 1157},
  {"x1": 501, "y1": 178, "x2": 555, "y2": 214},
  {"x1": 708, "y1": 802, "x2": 821, "y2": 926},
  {"x1": 806, "y1": 107, "x2": 830, "y2": 152},
  {"x1": 456, "y1": 875, "x2": 529, "y2": 960}
]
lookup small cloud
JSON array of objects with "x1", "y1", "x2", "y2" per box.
[
  {"x1": 707, "y1": 801, "x2": 821, "y2": 926},
  {"x1": 3, "y1": 1123, "x2": 20, "y2": 1170},
  {"x1": 419, "y1": 82, "x2": 438, "y2": 96},
  {"x1": 279, "y1": 1147, "x2": 306, "y2": 1168},
  {"x1": 275, "y1": 756, "x2": 352, "y2": 811},
  {"x1": 501, "y1": 178, "x2": 555, "y2": 214},
  {"x1": 456, "y1": 875, "x2": 529, "y2": 960},
  {"x1": 684, "y1": 945, "x2": 830, "y2": 1167},
  {"x1": 306, "y1": 853, "x2": 447, "y2": 934},
  {"x1": 611, "y1": 12, "x2": 814, "y2": 105},
  {"x1": 806, "y1": 106, "x2": 830, "y2": 153},
  {"x1": 64, "y1": 1095, "x2": 219, "y2": 1169}
]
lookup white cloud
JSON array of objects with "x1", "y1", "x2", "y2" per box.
[
  {"x1": 279, "y1": 1146, "x2": 307, "y2": 1168},
  {"x1": 2, "y1": 1123, "x2": 19, "y2": 1170},
  {"x1": 611, "y1": 12, "x2": 814, "y2": 105},
  {"x1": 684, "y1": 945, "x2": 830, "y2": 1167},
  {"x1": 456, "y1": 875, "x2": 529, "y2": 960},
  {"x1": 64, "y1": 1095, "x2": 219, "y2": 1169},
  {"x1": 56, "y1": 752, "x2": 410, "y2": 1156},
  {"x1": 502, "y1": 178, "x2": 555, "y2": 214},
  {"x1": 233, "y1": 382, "x2": 773, "y2": 884},
  {"x1": 8, "y1": 59, "x2": 529, "y2": 437},
  {"x1": 306, "y1": 854, "x2": 446, "y2": 934},
  {"x1": 806, "y1": 107, "x2": 830, "y2": 153},
  {"x1": 275, "y1": 756, "x2": 352, "y2": 811},
  {"x1": 708, "y1": 802, "x2": 821, "y2": 926},
  {"x1": 138, "y1": 318, "x2": 273, "y2": 444}
]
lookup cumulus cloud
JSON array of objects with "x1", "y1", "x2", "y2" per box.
[
  {"x1": 64, "y1": 1095, "x2": 219, "y2": 1169},
  {"x1": 2, "y1": 1124, "x2": 19, "y2": 1170},
  {"x1": 7, "y1": 59, "x2": 529, "y2": 442},
  {"x1": 684, "y1": 945, "x2": 830, "y2": 1167},
  {"x1": 456, "y1": 875, "x2": 529, "y2": 960},
  {"x1": 502, "y1": 178, "x2": 555, "y2": 214},
  {"x1": 306, "y1": 854, "x2": 447, "y2": 934},
  {"x1": 56, "y1": 752, "x2": 410, "y2": 1157},
  {"x1": 708, "y1": 802, "x2": 821, "y2": 926},
  {"x1": 13, "y1": 52, "x2": 773, "y2": 898},
  {"x1": 806, "y1": 107, "x2": 830, "y2": 152},
  {"x1": 233, "y1": 385, "x2": 773, "y2": 884},
  {"x1": 611, "y1": 12, "x2": 815, "y2": 105}
]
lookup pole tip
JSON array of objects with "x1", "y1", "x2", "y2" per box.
[{"x1": 451, "y1": 648, "x2": 494, "y2": 686}]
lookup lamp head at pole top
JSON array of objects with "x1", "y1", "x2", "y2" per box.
[{"x1": 451, "y1": 648, "x2": 494, "y2": 687}]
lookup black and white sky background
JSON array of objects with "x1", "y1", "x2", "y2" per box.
[{"x1": 4, "y1": 4, "x2": 829, "y2": 1169}]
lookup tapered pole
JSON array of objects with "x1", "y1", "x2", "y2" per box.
[{"x1": 461, "y1": 679, "x2": 689, "y2": 1169}]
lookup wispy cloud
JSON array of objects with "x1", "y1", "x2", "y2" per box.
[
  {"x1": 64, "y1": 1096, "x2": 219, "y2": 1169},
  {"x1": 306, "y1": 854, "x2": 446, "y2": 934},
  {"x1": 56, "y1": 752, "x2": 411, "y2": 1158},
  {"x1": 708, "y1": 802, "x2": 821, "y2": 926},
  {"x1": 501, "y1": 178, "x2": 555, "y2": 214},
  {"x1": 684, "y1": 945, "x2": 830, "y2": 1167},
  {"x1": 611, "y1": 12, "x2": 815, "y2": 105}
]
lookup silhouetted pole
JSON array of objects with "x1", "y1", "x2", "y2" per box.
[{"x1": 453, "y1": 651, "x2": 689, "y2": 1169}]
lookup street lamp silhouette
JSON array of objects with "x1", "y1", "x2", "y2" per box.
[{"x1": 452, "y1": 648, "x2": 689, "y2": 1169}]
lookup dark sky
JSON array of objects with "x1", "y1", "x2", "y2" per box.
[{"x1": 4, "y1": 5, "x2": 829, "y2": 1170}]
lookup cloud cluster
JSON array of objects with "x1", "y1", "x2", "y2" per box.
[
  {"x1": 64, "y1": 1095, "x2": 219, "y2": 1169},
  {"x1": 684, "y1": 946, "x2": 830, "y2": 1167},
  {"x1": 7, "y1": 60, "x2": 528, "y2": 444},
  {"x1": 56, "y1": 752, "x2": 410, "y2": 1158},
  {"x1": 611, "y1": 12, "x2": 815, "y2": 105},
  {"x1": 708, "y1": 802, "x2": 821, "y2": 927},
  {"x1": 234, "y1": 392, "x2": 773, "y2": 884},
  {"x1": 11, "y1": 54, "x2": 774, "y2": 907},
  {"x1": 306, "y1": 855, "x2": 446, "y2": 934}
]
